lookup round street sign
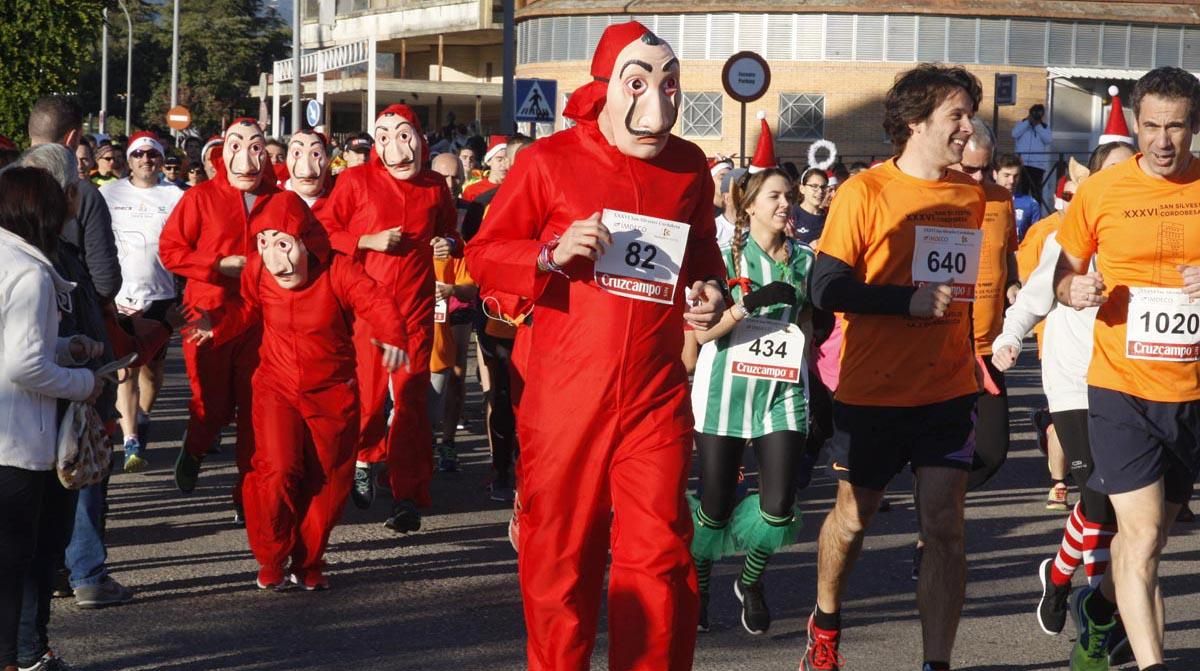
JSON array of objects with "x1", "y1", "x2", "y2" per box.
[
  {"x1": 306, "y1": 100, "x2": 323, "y2": 128},
  {"x1": 166, "y1": 105, "x2": 191, "y2": 131},
  {"x1": 721, "y1": 51, "x2": 772, "y2": 103}
]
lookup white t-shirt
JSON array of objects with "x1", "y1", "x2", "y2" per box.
[
  {"x1": 715, "y1": 213, "x2": 736, "y2": 250},
  {"x1": 101, "y1": 179, "x2": 184, "y2": 312}
]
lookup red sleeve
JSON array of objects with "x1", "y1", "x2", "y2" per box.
[
  {"x1": 318, "y1": 173, "x2": 364, "y2": 257},
  {"x1": 332, "y1": 255, "x2": 407, "y2": 347},
  {"x1": 159, "y1": 189, "x2": 222, "y2": 283},
  {"x1": 684, "y1": 165, "x2": 727, "y2": 284},
  {"x1": 210, "y1": 259, "x2": 262, "y2": 346},
  {"x1": 465, "y1": 151, "x2": 553, "y2": 301}
]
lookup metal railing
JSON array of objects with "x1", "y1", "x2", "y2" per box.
[{"x1": 274, "y1": 39, "x2": 370, "y2": 83}]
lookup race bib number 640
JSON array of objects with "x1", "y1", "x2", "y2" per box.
[
  {"x1": 1125, "y1": 287, "x2": 1200, "y2": 361},
  {"x1": 594, "y1": 209, "x2": 691, "y2": 305},
  {"x1": 911, "y1": 226, "x2": 982, "y2": 302}
]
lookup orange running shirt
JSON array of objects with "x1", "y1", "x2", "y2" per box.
[
  {"x1": 973, "y1": 182, "x2": 1018, "y2": 355},
  {"x1": 430, "y1": 257, "x2": 475, "y2": 373},
  {"x1": 1056, "y1": 154, "x2": 1200, "y2": 403},
  {"x1": 817, "y1": 158, "x2": 986, "y2": 407}
]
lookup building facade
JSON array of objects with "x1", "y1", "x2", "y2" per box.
[{"x1": 515, "y1": 1, "x2": 1200, "y2": 166}]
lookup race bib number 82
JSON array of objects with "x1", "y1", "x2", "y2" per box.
[{"x1": 594, "y1": 209, "x2": 690, "y2": 305}]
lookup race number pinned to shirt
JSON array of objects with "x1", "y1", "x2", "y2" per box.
[
  {"x1": 912, "y1": 226, "x2": 982, "y2": 302},
  {"x1": 1125, "y1": 287, "x2": 1200, "y2": 361},
  {"x1": 434, "y1": 298, "x2": 448, "y2": 324},
  {"x1": 594, "y1": 209, "x2": 690, "y2": 305},
  {"x1": 727, "y1": 317, "x2": 806, "y2": 384}
]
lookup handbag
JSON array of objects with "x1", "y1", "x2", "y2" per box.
[{"x1": 56, "y1": 353, "x2": 137, "y2": 489}]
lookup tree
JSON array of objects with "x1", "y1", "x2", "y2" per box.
[{"x1": 0, "y1": 0, "x2": 110, "y2": 144}]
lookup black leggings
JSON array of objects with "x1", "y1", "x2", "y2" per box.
[
  {"x1": 967, "y1": 359, "x2": 1009, "y2": 491},
  {"x1": 1051, "y1": 409, "x2": 1116, "y2": 526},
  {"x1": 477, "y1": 331, "x2": 516, "y2": 478},
  {"x1": 805, "y1": 373, "x2": 834, "y2": 460},
  {"x1": 696, "y1": 431, "x2": 804, "y2": 520}
]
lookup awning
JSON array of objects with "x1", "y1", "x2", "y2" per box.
[{"x1": 1047, "y1": 66, "x2": 1199, "y2": 81}]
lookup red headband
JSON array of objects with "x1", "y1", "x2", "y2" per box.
[{"x1": 562, "y1": 21, "x2": 651, "y2": 124}]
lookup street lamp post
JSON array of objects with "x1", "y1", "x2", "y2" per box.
[
  {"x1": 170, "y1": 0, "x2": 180, "y2": 138},
  {"x1": 119, "y1": 0, "x2": 133, "y2": 135},
  {"x1": 100, "y1": 8, "x2": 109, "y2": 133},
  {"x1": 291, "y1": 0, "x2": 301, "y2": 136}
]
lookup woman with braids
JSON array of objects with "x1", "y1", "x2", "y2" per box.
[{"x1": 689, "y1": 167, "x2": 815, "y2": 635}]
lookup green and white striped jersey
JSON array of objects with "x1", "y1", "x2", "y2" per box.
[{"x1": 691, "y1": 237, "x2": 815, "y2": 439}]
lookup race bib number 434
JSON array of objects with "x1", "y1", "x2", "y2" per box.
[
  {"x1": 911, "y1": 226, "x2": 982, "y2": 302},
  {"x1": 727, "y1": 317, "x2": 806, "y2": 384},
  {"x1": 594, "y1": 209, "x2": 690, "y2": 305},
  {"x1": 1126, "y1": 287, "x2": 1200, "y2": 361}
]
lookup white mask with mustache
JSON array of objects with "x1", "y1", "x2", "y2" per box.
[
  {"x1": 223, "y1": 121, "x2": 266, "y2": 192},
  {"x1": 374, "y1": 114, "x2": 422, "y2": 180}
]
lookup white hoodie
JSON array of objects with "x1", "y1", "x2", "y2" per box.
[
  {"x1": 0, "y1": 227, "x2": 95, "y2": 471},
  {"x1": 992, "y1": 229, "x2": 1097, "y2": 412}
]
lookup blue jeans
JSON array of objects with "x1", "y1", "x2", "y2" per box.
[{"x1": 64, "y1": 474, "x2": 110, "y2": 589}]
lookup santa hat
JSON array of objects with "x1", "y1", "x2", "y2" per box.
[
  {"x1": 126, "y1": 131, "x2": 164, "y2": 158},
  {"x1": 563, "y1": 21, "x2": 652, "y2": 123},
  {"x1": 484, "y1": 135, "x2": 507, "y2": 164},
  {"x1": 1099, "y1": 85, "x2": 1133, "y2": 145},
  {"x1": 748, "y1": 111, "x2": 776, "y2": 174},
  {"x1": 708, "y1": 156, "x2": 734, "y2": 176},
  {"x1": 1055, "y1": 175, "x2": 1070, "y2": 212}
]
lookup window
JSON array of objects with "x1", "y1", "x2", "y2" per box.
[
  {"x1": 682, "y1": 92, "x2": 723, "y2": 138},
  {"x1": 779, "y1": 93, "x2": 824, "y2": 141}
]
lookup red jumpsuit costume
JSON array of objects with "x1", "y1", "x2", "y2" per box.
[
  {"x1": 209, "y1": 196, "x2": 405, "y2": 589},
  {"x1": 160, "y1": 119, "x2": 278, "y2": 500},
  {"x1": 318, "y1": 104, "x2": 460, "y2": 509},
  {"x1": 465, "y1": 22, "x2": 726, "y2": 671}
]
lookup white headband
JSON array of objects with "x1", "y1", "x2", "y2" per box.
[{"x1": 126, "y1": 135, "x2": 164, "y2": 158}]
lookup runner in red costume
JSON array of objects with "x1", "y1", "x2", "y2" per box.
[
  {"x1": 318, "y1": 104, "x2": 460, "y2": 532},
  {"x1": 184, "y1": 195, "x2": 409, "y2": 591},
  {"x1": 285, "y1": 129, "x2": 332, "y2": 216},
  {"x1": 466, "y1": 22, "x2": 727, "y2": 671},
  {"x1": 161, "y1": 118, "x2": 279, "y2": 509}
]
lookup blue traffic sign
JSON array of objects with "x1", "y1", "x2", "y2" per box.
[
  {"x1": 305, "y1": 100, "x2": 323, "y2": 127},
  {"x1": 514, "y1": 79, "x2": 557, "y2": 123}
]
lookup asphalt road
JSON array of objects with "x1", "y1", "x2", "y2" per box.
[{"x1": 48, "y1": 345, "x2": 1200, "y2": 671}]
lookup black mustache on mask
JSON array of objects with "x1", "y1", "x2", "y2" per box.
[{"x1": 624, "y1": 96, "x2": 678, "y2": 137}]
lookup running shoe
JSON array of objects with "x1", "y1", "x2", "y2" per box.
[
  {"x1": 911, "y1": 543, "x2": 924, "y2": 581},
  {"x1": 385, "y1": 499, "x2": 421, "y2": 534},
  {"x1": 51, "y1": 569, "x2": 72, "y2": 598},
  {"x1": 437, "y1": 443, "x2": 459, "y2": 472},
  {"x1": 255, "y1": 566, "x2": 293, "y2": 592},
  {"x1": 1107, "y1": 614, "x2": 1131, "y2": 666},
  {"x1": 1031, "y1": 408, "x2": 1052, "y2": 455},
  {"x1": 697, "y1": 592, "x2": 710, "y2": 633},
  {"x1": 173, "y1": 448, "x2": 201, "y2": 493},
  {"x1": 1046, "y1": 482, "x2": 1070, "y2": 511},
  {"x1": 734, "y1": 579, "x2": 770, "y2": 634},
  {"x1": 122, "y1": 437, "x2": 147, "y2": 473},
  {"x1": 73, "y1": 576, "x2": 133, "y2": 609},
  {"x1": 17, "y1": 650, "x2": 73, "y2": 671},
  {"x1": 289, "y1": 568, "x2": 330, "y2": 592},
  {"x1": 1069, "y1": 586, "x2": 1115, "y2": 671},
  {"x1": 801, "y1": 611, "x2": 843, "y2": 671},
  {"x1": 1036, "y1": 558, "x2": 1070, "y2": 635},
  {"x1": 351, "y1": 464, "x2": 375, "y2": 510},
  {"x1": 490, "y1": 482, "x2": 515, "y2": 503}
]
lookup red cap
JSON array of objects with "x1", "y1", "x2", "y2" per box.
[
  {"x1": 563, "y1": 21, "x2": 652, "y2": 123},
  {"x1": 1099, "y1": 85, "x2": 1133, "y2": 145},
  {"x1": 0, "y1": 134, "x2": 16, "y2": 151},
  {"x1": 484, "y1": 135, "x2": 507, "y2": 164},
  {"x1": 748, "y1": 111, "x2": 776, "y2": 173}
]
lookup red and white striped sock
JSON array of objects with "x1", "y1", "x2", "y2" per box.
[
  {"x1": 1081, "y1": 515, "x2": 1117, "y2": 588},
  {"x1": 1049, "y1": 502, "x2": 1086, "y2": 587}
]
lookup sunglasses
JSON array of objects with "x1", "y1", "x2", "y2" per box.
[
  {"x1": 188, "y1": 167, "x2": 202, "y2": 173},
  {"x1": 96, "y1": 156, "x2": 113, "y2": 162},
  {"x1": 960, "y1": 164, "x2": 988, "y2": 175},
  {"x1": 130, "y1": 150, "x2": 161, "y2": 159}
]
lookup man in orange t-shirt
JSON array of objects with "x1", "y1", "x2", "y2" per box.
[
  {"x1": 803, "y1": 64, "x2": 986, "y2": 671},
  {"x1": 950, "y1": 118, "x2": 1020, "y2": 491},
  {"x1": 1054, "y1": 66, "x2": 1200, "y2": 671}
]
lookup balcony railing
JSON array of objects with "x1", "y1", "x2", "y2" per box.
[{"x1": 274, "y1": 39, "x2": 370, "y2": 83}]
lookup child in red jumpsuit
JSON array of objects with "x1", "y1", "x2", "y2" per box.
[
  {"x1": 466, "y1": 22, "x2": 727, "y2": 671},
  {"x1": 185, "y1": 195, "x2": 408, "y2": 590},
  {"x1": 318, "y1": 104, "x2": 460, "y2": 533},
  {"x1": 161, "y1": 118, "x2": 280, "y2": 512}
]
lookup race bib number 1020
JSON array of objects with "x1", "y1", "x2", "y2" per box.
[
  {"x1": 911, "y1": 226, "x2": 982, "y2": 302},
  {"x1": 594, "y1": 209, "x2": 691, "y2": 305},
  {"x1": 1125, "y1": 287, "x2": 1200, "y2": 361}
]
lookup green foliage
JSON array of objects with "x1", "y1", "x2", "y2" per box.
[{"x1": 0, "y1": 0, "x2": 110, "y2": 144}]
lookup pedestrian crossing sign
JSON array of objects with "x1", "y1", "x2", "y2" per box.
[{"x1": 515, "y1": 79, "x2": 557, "y2": 123}]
